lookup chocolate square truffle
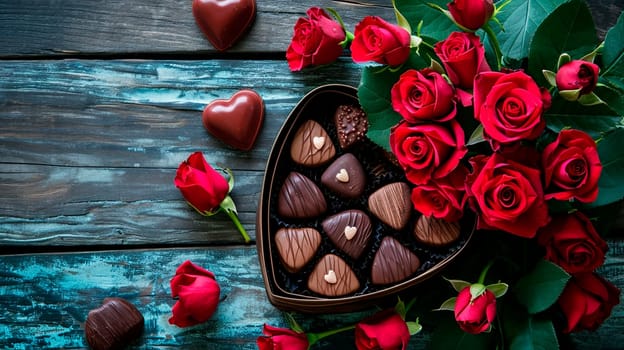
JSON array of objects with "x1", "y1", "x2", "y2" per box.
[
  {"x1": 85, "y1": 297, "x2": 144, "y2": 350},
  {"x1": 334, "y1": 104, "x2": 368, "y2": 149}
]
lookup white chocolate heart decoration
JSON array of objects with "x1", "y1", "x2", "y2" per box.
[
  {"x1": 312, "y1": 136, "x2": 325, "y2": 150},
  {"x1": 323, "y1": 269, "x2": 337, "y2": 284},
  {"x1": 335, "y1": 168, "x2": 349, "y2": 183},
  {"x1": 344, "y1": 226, "x2": 357, "y2": 240}
]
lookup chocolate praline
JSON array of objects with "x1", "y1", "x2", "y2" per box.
[
  {"x1": 85, "y1": 297, "x2": 144, "y2": 350},
  {"x1": 320, "y1": 153, "x2": 366, "y2": 199},
  {"x1": 321, "y1": 209, "x2": 372, "y2": 260},
  {"x1": 277, "y1": 172, "x2": 327, "y2": 219}
]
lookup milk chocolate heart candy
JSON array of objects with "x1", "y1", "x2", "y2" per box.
[
  {"x1": 202, "y1": 89, "x2": 264, "y2": 151},
  {"x1": 192, "y1": 0, "x2": 257, "y2": 51}
]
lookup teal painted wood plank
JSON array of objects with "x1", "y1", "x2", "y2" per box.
[
  {"x1": 0, "y1": 0, "x2": 617, "y2": 58},
  {"x1": 0, "y1": 59, "x2": 361, "y2": 247},
  {"x1": 0, "y1": 59, "x2": 361, "y2": 170},
  {"x1": 0, "y1": 0, "x2": 393, "y2": 57},
  {"x1": 0, "y1": 246, "x2": 622, "y2": 349}
]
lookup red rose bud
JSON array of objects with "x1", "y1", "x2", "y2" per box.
[
  {"x1": 454, "y1": 285, "x2": 496, "y2": 334},
  {"x1": 355, "y1": 309, "x2": 411, "y2": 350},
  {"x1": 542, "y1": 129, "x2": 601, "y2": 203},
  {"x1": 351, "y1": 16, "x2": 411, "y2": 66},
  {"x1": 474, "y1": 71, "x2": 547, "y2": 145},
  {"x1": 391, "y1": 68, "x2": 457, "y2": 123},
  {"x1": 286, "y1": 7, "x2": 346, "y2": 71},
  {"x1": 169, "y1": 260, "x2": 220, "y2": 327},
  {"x1": 257, "y1": 324, "x2": 310, "y2": 350},
  {"x1": 411, "y1": 165, "x2": 468, "y2": 222},
  {"x1": 538, "y1": 212, "x2": 608, "y2": 274},
  {"x1": 558, "y1": 273, "x2": 620, "y2": 333},
  {"x1": 466, "y1": 153, "x2": 550, "y2": 238},
  {"x1": 448, "y1": 0, "x2": 494, "y2": 31},
  {"x1": 434, "y1": 32, "x2": 491, "y2": 91},
  {"x1": 556, "y1": 60, "x2": 600, "y2": 99},
  {"x1": 174, "y1": 152, "x2": 229, "y2": 215},
  {"x1": 390, "y1": 120, "x2": 467, "y2": 186}
]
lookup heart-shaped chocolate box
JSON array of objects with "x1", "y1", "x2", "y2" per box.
[{"x1": 257, "y1": 84, "x2": 475, "y2": 313}]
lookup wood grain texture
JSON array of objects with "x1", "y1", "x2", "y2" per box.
[
  {"x1": 0, "y1": 59, "x2": 361, "y2": 248},
  {"x1": 0, "y1": 246, "x2": 622, "y2": 349},
  {"x1": 0, "y1": 0, "x2": 619, "y2": 58},
  {"x1": 0, "y1": 0, "x2": 393, "y2": 57}
]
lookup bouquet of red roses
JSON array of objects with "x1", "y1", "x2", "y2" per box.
[{"x1": 284, "y1": 0, "x2": 623, "y2": 348}]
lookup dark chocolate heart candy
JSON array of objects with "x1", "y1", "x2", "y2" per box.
[
  {"x1": 277, "y1": 172, "x2": 326, "y2": 219},
  {"x1": 322, "y1": 209, "x2": 372, "y2": 260},
  {"x1": 85, "y1": 297, "x2": 144, "y2": 350},
  {"x1": 321, "y1": 153, "x2": 366, "y2": 199},
  {"x1": 274, "y1": 227, "x2": 322, "y2": 272},
  {"x1": 371, "y1": 237, "x2": 421, "y2": 285},
  {"x1": 202, "y1": 89, "x2": 264, "y2": 151},
  {"x1": 192, "y1": 0, "x2": 256, "y2": 51}
]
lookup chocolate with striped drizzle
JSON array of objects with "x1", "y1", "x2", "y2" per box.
[
  {"x1": 290, "y1": 119, "x2": 336, "y2": 166},
  {"x1": 368, "y1": 182, "x2": 412, "y2": 230},
  {"x1": 371, "y1": 236, "x2": 421, "y2": 285},
  {"x1": 274, "y1": 227, "x2": 321, "y2": 272},
  {"x1": 308, "y1": 254, "x2": 360, "y2": 297},
  {"x1": 277, "y1": 172, "x2": 327, "y2": 219}
]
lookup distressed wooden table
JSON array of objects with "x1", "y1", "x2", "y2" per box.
[{"x1": 1, "y1": 1, "x2": 623, "y2": 349}]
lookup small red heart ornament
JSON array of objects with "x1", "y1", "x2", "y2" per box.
[
  {"x1": 202, "y1": 90, "x2": 265, "y2": 151},
  {"x1": 192, "y1": 0, "x2": 257, "y2": 51}
]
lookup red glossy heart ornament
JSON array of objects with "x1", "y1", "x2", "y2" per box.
[
  {"x1": 192, "y1": 0, "x2": 257, "y2": 51},
  {"x1": 202, "y1": 90, "x2": 265, "y2": 151}
]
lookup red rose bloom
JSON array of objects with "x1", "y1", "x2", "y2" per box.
[
  {"x1": 474, "y1": 71, "x2": 549, "y2": 145},
  {"x1": 351, "y1": 16, "x2": 411, "y2": 66},
  {"x1": 257, "y1": 324, "x2": 310, "y2": 350},
  {"x1": 411, "y1": 165, "x2": 468, "y2": 221},
  {"x1": 286, "y1": 7, "x2": 346, "y2": 71},
  {"x1": 454, "y1": 286, "x2": 496, "y2": 334},
  {"x1": 542, "y1": 129, "x2": 601, "y2": 203},
  {"x1": 448, "y1": 0, "x2": 494, "y2": 31},
  {"x1": 538, "y1": 212, "x2": 608, "y2": 274},
  {"x1": 169, "y1": 260, "x2": 220, "y2": 327},
  {"x1": 391, "y1": 69, "x2": 457, "y2": 123},
  {"x1": 390, "y1": 120, "x2": 467, "y2": 185},
  {"x1": 434, "y1": 32, "x2": 491, "y2": 91},
  {"x1": 466, "y1": 153, "x2": 550, "y2": 238},
  {"x1": 556, "y1": 59, "x2": 600, "y2": 96},
  {"x1": 174, "y1": 152, "x2": 229, "y2": 215},
  {"x1": 558, "y1": 273, "x2": 620, "y2": 333},
  {"x1": 355, "y1": 309, "x2": 410, "y2": 350}
]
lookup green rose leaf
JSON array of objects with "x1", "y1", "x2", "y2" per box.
[
  {"x1": 394, "y1": 0, "x2": 455, "y2": 41},
  {"x1": 430, "y1": 316, "x2": 494, "y2": 350},
  {"x1": 490, "y1": 0, "x2": 565, "y2": 61},
  {"x1": 514, "y1": 260, "x2": 570, "y2": 315},
  {"x1": 528, "y1": 0, "x2": 598, "y2": 87},
  {"x1": 585, "y1": 128, "x2": 624, "y2": 207},
  {"x1": 598, "y1": 12, "x2": 624, "y2": 115},
  {"x1": 545, "y1": 95, "x2": 623, "y2": 138},
  {"x1": 358, "y1": 65, "x2": 404, "y2": 151},
  {"x1": 501, "y1": 302, "x2": 559, "y2": 350}
]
